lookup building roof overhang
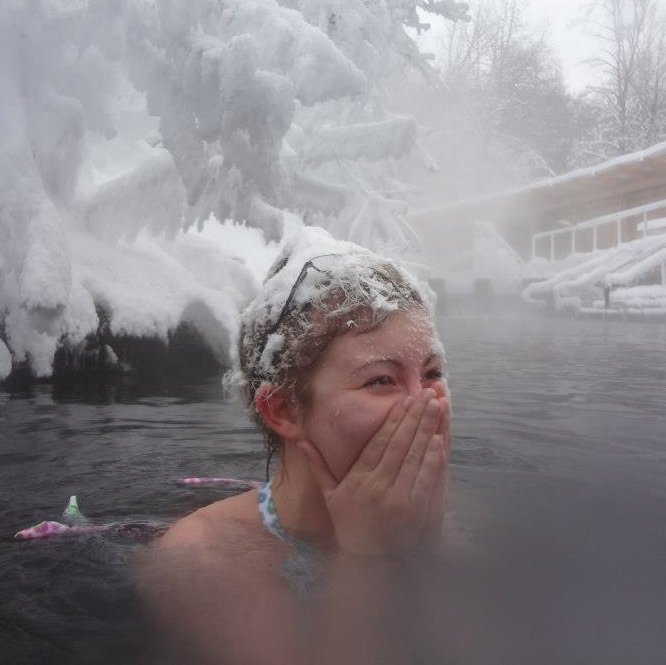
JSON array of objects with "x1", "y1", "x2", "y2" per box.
[{"x1": 409, "y1": 140, "x2": 666, "y2": 230}]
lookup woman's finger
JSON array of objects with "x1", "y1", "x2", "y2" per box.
[
  {"x1": 354, "y1": 396, "x2": 413, "y2": 473},
  {"x1": 440, "y1": 399, "x2": 451, "y2": 453},
  {"x1": 376, "y1": 389, "x2": 434, "y2": 481},
  {"x1": 409, "y1": 434, "x2": 445, "y2": 513},
  {"x1": 437, "y1": 397, "x2": 449, "y2": 435},
  {"x1": 393, "y1": 396, "x2": 441, "y2": 491},
  {"x1": 424, "y1": 444, "x2": 448, "y2": 529},
  {"x1": 443, "y1": 421, "x2": 451, "y2": 458}
]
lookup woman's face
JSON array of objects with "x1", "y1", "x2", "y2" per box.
[{"x1": 297, "y1": 309, "x2": 446, "y2": 481}]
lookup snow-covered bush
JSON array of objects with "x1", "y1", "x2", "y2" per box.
[{"x1": 0, "y1": 0, "x2": 468, "y2": 380}]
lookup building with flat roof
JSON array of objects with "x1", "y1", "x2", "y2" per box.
[{"x1": 409, "y1": 141, "x2": 666, "y2": 280}]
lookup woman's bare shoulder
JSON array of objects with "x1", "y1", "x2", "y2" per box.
[
  {"x1": 157, "y1": 488, "x2": 262, "y2": 553},
  {"x1": 138, "y1": 489, "x2": 299, "y2": 663},
  {"x1": 154, "y1": 488, "x2": 292, "y2": 574}
]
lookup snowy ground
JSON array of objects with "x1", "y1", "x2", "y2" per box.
[{"x1": 523, "y1": 234, "x2": 666, "y2": 316}]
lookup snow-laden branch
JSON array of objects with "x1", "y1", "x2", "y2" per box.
[
  {"x1": 1, "y1": 0, "x2": 465, "y2": 379},
  {"x1": 300, "y1": 117, "x2": 417, "y2": 165}
]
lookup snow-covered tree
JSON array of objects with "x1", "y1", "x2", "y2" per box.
[
  {"x1": 399, "y1": 0, "x2": 574, "y2": 201},
  {"x1": 571, "y1": 0, "x2": 666, "y2": 165},
  {"x1": 0, "y1": 0, "x2": 469, "y2": 380}
]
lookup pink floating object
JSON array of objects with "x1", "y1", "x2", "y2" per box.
[
  {"x1": 14, "y1": 520, "x2": 104, "y2": 540},
  {"x1": 176, "y1": 476, "x2": 262, "y2": 489}
]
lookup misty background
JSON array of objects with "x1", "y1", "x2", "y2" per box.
[
  {"x1": 1, "y1": 2, "x2": 666, "y2": 664},
  {"x1": 2, "y1": 0, "x2": 666, "y2": 382}
]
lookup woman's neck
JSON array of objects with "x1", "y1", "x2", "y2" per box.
[{"x1": 270, "y1": 445, "x2": 336, "y2": 548}]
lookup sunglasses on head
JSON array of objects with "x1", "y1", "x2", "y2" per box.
[{"x1": 258, "y1": 253, "x2": 343, "y2": 357}]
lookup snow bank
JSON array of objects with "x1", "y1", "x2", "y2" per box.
[
  {"x1": 2, "y1": 219, "x2": 276, "y2": 378},
  {"x1": 610, "y1": 285, "x2": 666, "y2": 311},
  {"x1": 523, "y1": 234, "x2": 666, "y2": 313},
  {"x1": 606, "y1": 246, "x2": 666, "y2": 288},
  {"x1": 70, "y1": 227, "x2": 257, "y2": 354},
  {"x1": 0, "y1": 341, "x2": 11, "y2": 381}
]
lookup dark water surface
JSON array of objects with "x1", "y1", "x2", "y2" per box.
[{"x1": 1, "y1": 315, "x2": 665, "y2": 664}]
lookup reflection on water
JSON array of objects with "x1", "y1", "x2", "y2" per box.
[{"x1": 1, "y1": 315, "x2": 665, "y2": 663}]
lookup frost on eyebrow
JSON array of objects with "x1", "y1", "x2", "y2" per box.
[
  {"x1": 349, "y1": 356, "x2": 400, "y2": 376},
  {"x1": 351, "y1": 347, "x2": 444, "y2": 373}
]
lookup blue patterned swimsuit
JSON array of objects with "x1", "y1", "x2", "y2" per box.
[{"x1": 257, "y1": 480, "x2": 320, "y2": 596}]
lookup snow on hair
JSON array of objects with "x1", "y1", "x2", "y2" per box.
[{"x1": 224, "y1": 247, "x2": 431, "y2": 460}]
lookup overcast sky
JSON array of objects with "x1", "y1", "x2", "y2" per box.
[
  {"x1": 416, "y1": 1, "x2": 603, "y2": 92},
  {"x1": 524, "y1": 0, "x2": 599, "y2": 91}
]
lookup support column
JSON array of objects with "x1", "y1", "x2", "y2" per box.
[
  {"x1": 593, "y1": 225, "x2": 598, "y2": 251},
  {"x1": 643, "y1": 211, "x2": 648, "y2": 237},
  {"x1": 550, "y1": 234, "x2": 555, "y2": 261},
  {"x1": 617, "y1": 218, "x2": 622, "y2": 245},
  {"x1": 571, "y1": 229, "x2": 576, "y2": 255},
  {"x1": 662, "y1": 261, "x2": 666, "y2": 286},
  {"x1": 532, "y1": 235, "x2": 537, "y2": 260}
]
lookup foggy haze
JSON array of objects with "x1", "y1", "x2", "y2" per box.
[
  {"x1": 2, "y1": 0, "x2": 665, "y2": 382},
  {"x1": 2, "y1": 3, "x2": 666, "y2": 664}
]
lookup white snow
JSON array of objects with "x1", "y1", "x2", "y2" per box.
[
  {"x1": 0, "y1": 1, "x2": 466, "y2": 379},
  {"x1": 420, "y1": 139, "x2": 666, "y2": 221},
  {"x1": 300, "y1": 117, "x2": 417, "y2": 165},
  {"x1": 0, "y1": 341, "x2": 11, "y2": 381},
  {"x1": 638, "y1": 217, "x2": 666, "y2": 233},
  {"x1": 519, "y1": 141, "x2": 666, "y2": 194},
  {"x1": 1, "y1": 218, "x2": 277, "y2": 378},
  {"x1": 523, "y1": 234, "x2": 666, "y2": 314}
]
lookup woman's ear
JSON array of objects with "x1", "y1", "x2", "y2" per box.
[{"x1": 254, "y1": 384, "x2": 303, "y2": 441}]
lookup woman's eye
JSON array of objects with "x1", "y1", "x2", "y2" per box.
[
  {"x1": 364, "y1": 375, "x2": 394, "y2": 388},
  {"x1": 424, "y1": 368, "x2": 443, "y2": 381}
]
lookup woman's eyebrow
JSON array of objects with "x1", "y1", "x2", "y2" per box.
[
  {"x1": 423, "y1": 352, "x2": 444, "y2": 367},
  {"x1": 352, "y1": 352, "x2": 443, "y2": 375},
  {"x1": 351, "y1": 358, "x2": 402, "y2": 375}
]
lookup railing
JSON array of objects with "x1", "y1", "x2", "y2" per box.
[{"x1": 531, "y1": 197, "x2": 666, "y2": 260}]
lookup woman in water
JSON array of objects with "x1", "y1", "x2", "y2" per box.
[{"x1": 140, "y1": 230, "x2": 451, "y2": 664}]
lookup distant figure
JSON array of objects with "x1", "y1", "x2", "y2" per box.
[
  {"x1": 138, "y1": 229, "x2": 451, "y2": 665},
  {"x1": 603, "y1": 284, "x2": 611, "y2": 309}
]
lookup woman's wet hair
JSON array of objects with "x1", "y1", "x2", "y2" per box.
[{"x1": 230, "y1": 250, "x2": 430, "y2": 469}]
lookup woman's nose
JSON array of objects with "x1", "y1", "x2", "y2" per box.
[
  {"x1": 405, "y1": 376, "x2": 425, "y2": 397},
  {"x1": 405, "y1": 375, "x2": 445, "y2": 398}
]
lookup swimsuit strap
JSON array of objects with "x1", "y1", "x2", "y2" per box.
[
  {"x1": 258, "y1": 480, "x2": 291, "y2": 543},
  {"x1": 257, "y1": 480, "x2": 320, "y2": 596}
]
